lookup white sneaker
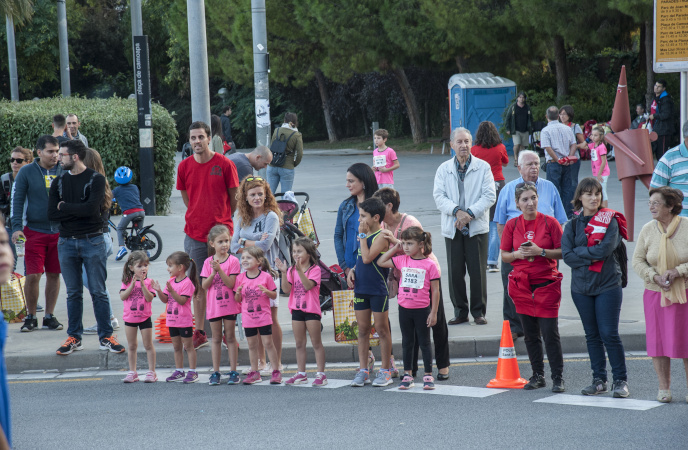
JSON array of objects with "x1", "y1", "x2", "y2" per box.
[
  {"x1": 259, "y1": 363, "x2": 273, "y2": 377},
  {"x1": 111, "y1": 318, "x2": 120, "y2": 330},
  {"x1": 83, "y1": 324, "x2": 98, "y2": 335}
]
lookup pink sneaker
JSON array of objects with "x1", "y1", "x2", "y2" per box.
[
  {"x1": 270, "y1": 370, "x2": 282, "y2": 384},
  {"x1": 122, "y1": 371, "x2": 139, "y2": 383},
  {"x1": 144, "y1": 371, "x2": 158, "y2": 383},
  {"x1": 285, "y1": 373, "x2": 308, "y2": 385},
  {"x1": 312, "y1": 373, "x2": 328, "y2": 387},
  {"x1": 243, "y1": 371, "x2": 262, "y2": 385}
]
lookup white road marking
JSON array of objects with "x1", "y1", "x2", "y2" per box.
[
  {"x1": 385, "y1": 385, "x2": 508, "y2": 398},
  {"x1": 534, "y1": 394, "x2": 664, "y2": 411},
  {"x1": 250, "y1": 379, "x2": 350, "y2": 389}
]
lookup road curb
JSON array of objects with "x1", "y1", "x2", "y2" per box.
[{"x1": 5, "y1": 333, "x2": 647, "y2": 374}]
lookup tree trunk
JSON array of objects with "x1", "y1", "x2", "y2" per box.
[
  {"x1": 454, "y1": 55, "x2": 466, "y2": 73},
  {"x1": 645, "y1": 20, "x2": 654, "y2": 110},
  {"x1": 6, "y1": 15, "x2": 19, "y2": 101},
  {"x1": 392, "y1": 66, "x2": 425, "y2": 143},
  {"x1": 314, "y1": 69, "x2": 338, "y2": 142},
  {"x1": 424, "y1": 100, "x2": 430, "y2": 137},
  {"x1": 553, "y1": 35, "x2": 568, "y2": 101}
]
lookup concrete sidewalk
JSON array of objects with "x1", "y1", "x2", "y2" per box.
[{"x1": 4, "y1": 151, "x2": 653, "y2": 373}]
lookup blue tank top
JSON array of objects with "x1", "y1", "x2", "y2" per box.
[{"x1": 354, "y1": 229, "x2": 389, "y2": 296}]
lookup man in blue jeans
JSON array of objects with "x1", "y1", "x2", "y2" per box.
[
  {"x1": 48, "y1": 140, "x2": 125, "y2": 355},
  {"x1": 541, "y1": 106, "x2": 578, "y2": 219}
]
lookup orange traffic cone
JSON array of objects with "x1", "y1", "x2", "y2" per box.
[
  {"x1": 486, "y1": 320, "x2": 528, "y2": 389},
  {"x1": 154, "y1": 313, "x2": 171, "y2": 343}
]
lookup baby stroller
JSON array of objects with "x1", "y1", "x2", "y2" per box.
[{"x1": 275, "y1": 192, "x2": 346, "y2": 314}]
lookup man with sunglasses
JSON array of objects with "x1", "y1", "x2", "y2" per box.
[
  {"x1": 177, "y1": 121, "x2": 239, "y2": 349},
  {"x1": 11, "y1": 135, "x2": 64, "y2": 333},
  {"x1": 493, "y1": 149, "x2": 567, "y2": 340}
]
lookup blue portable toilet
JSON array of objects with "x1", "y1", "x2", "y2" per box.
[{"x1": 448, "y1": 73, "x2": 517, "y2": 155}]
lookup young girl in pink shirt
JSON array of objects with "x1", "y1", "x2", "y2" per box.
[
  {"x1": 151, "y1": 251, "x2": 200, "y2": 384},
  {"x1": 201, "y1": 225, "x2": 241, "y2": 386},
  {"x1": 378, "y1": 227, "x2": 440, "y2": 390},
  {"x1": 588, "y1": 126, "x2": 610, "y2": 208},
  {"x1": 234, "y1": 247, "x2": 281, "y2": 385},
  {"x1": 120, "y1": 251, "x2": 157, "y2": 383},
  {"x1": 276, "y1": 237, "x2": 327, "y2": 386},
  {"x1": 372, "y1": 129, "x2": 400, "y2": 188}
]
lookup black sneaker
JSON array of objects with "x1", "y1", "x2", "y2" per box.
[
  {"x1": 56, "y1": 336, "x2": 83, "y2": 355},
  {"x1": 551, "y1": 376, "x2": 566, "y2": 393},
  {"x1": 612, "y1": 380, "x2": 630, "y2": 398},
  {"x1": 20, "y1": 316, "x2": 38, "y2": 332},
  {"x1": 523, "y1": 374, "x2": 546, "y2": 390},
  {"x1": 42, "y1": 316, "x2": 63, "y2": 330},
  {"x1": 99, "y1": 335, "x2": 125, "y2": 353},
  {"x1": 581, "y1": 377, "x2": 608, "y2": 395}
]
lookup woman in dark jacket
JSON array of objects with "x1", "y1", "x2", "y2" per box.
[{"x1": 562, "y1": 177, "x2": 629, "y2": 398}]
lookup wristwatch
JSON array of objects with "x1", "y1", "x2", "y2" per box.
[
  {"x1": 540, "y1": 249, "x2": 547, "y2": 257},
  {"x1": 358, "y1": 232, "x2": 367, "y2": 239}
]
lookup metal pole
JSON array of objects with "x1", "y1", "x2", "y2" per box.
[
  {"x1": 56, "y1": 0, "x2": 70, "y2": 97},
  {"x1": 251, "y1": 0, "x2": 270, "y2": 149},
  {"x1": 681, "y1": 72, "x2": 687, "y2": 130},
  {"x1": 5, "y1": 16, "x2": 18, "y2": 102},
  {"x1": 186, "y1": 0, "x2": 211, "y2": 126},
  {"x1": 131, "y1": 0, "x2": 143, "y2": 35}
]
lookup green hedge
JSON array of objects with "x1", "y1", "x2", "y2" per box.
[{"x1": 0, "y1": 97, "x2": 177, "y2": 214}]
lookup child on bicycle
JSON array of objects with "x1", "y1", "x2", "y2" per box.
[{"x1": 113, "y1": 166, "x2": 145, "y2": 261}]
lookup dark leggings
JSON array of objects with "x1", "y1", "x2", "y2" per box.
[
  {"x1": 519, "y1": 314, "x2": 564, "y2": 379},
  {"x1": 413, "y1": 282, "x2": 450, "y2": 374},
  {"x1": 399, "y1": 305, "x2": 433, "y2": 374}
]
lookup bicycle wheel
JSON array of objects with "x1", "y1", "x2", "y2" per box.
[{"x1": 140, "y1": 229, "x2": 163, "y2": 261}]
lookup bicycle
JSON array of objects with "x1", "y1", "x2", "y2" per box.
[{"x1": 107, "y1": 216, "x2": 163, "y2": 261}]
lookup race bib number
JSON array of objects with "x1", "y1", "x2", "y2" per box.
[
  {"x1": 590, "y1": 149, "x2": 598, "y2": 161},
  {"x1": 400, "y1": 267, "x2": 425, "y2": 290},
  {"x1": 373, "y1": 155, "x2": 386, "y2": 167}
]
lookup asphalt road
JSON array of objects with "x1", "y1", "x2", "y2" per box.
[{"x1": 9, "y1": 356, "x2": 688, "y2": 449}]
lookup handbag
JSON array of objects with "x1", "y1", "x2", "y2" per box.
[
  {"x1": 1, "y1": 272, "x2": 27, "y2": 322},
  {"x1": 332, "y1": 290, "x2": 379, "y2": 346}
]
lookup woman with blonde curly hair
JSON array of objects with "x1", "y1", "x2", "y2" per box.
[{"x1": 230, "y1": 175, "x2": 283, "y2": 374}]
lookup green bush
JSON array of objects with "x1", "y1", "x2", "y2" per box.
[{"x1": 0, "y1": 97, "x2": 177, "y2": 214}]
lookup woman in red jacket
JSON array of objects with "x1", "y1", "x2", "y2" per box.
[{"x1": 500, "y1": 182, "x2": 565, "y2": 392}]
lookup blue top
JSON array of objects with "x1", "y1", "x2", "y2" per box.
[
  {"x1": 334, "y1": 197, "x2": 357, "y2": 270},
  {"x1": 354, "y1": 229, "x2": 389, "y2": 296},
  {"x1": 344, "y1": 207, "x2": 360, "y2": 270},
  {"x1": 112, "y1": 184, "x2": 143, "y2": 212},
  {"x1": 493, "y1": 176, "x2": 568, "y2": 225},
  {"x1": 651, "y1": 142, "x2": 688, "y2": 217}
]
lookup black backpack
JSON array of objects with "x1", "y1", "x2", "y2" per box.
[{"x1": 270, "y1": 128, "x2": 297, "y2": 167}]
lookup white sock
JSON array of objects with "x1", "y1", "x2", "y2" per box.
[
  {"x1": 317, "y1": 372, "x2": 325, "y2": 376},
  {"x1": 189, "y1": 369, "x2": 196, "y2": 373},
  {"x1": 298, "y1": 372, "x2": 306, "y2": 376}
]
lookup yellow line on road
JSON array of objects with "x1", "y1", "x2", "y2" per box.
[{"x1": 9, "y1": 377, "x2": 103, "y2": 384}]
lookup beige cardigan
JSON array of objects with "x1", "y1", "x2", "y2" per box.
[{"x1": 632, "y1": 217, "x2": 688, "y2": 292}]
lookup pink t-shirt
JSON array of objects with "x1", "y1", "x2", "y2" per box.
[
  {"x1": 121, "y1": 278, "x2": 155, "y2": 324},
  {"x1": 235, "y1": 271, "x2": 276, "y2": 328},
  {"x1": 589, "y1": 143, "x2": 610, "y2": 177},
  {"x1": 162, "y1": 276, "x2": 195, "y2": 328},
  {"x1": 287, "y1": 265, "x2": 322, "y2": 315},
  {"x1": 201, "y1": 255, "x2": 241, "y2": 319},
  {"x1": 373, "y1": 147, "x2": 397, "y2": 184},
  {"x1": 391, "y1": 255, "x2": 440, "y2": 309}
]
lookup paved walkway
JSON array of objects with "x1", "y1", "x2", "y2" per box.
[{"x1": 5, "y1": 150, "x2": 654, "y2": 373}]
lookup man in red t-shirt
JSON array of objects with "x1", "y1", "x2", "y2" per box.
[{"x1": 177, "y1": 121, "x2": 239, "y2": 348}]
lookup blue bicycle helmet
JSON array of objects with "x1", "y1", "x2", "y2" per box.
[{"x1": 114, "y1": 166, "x2": 133, "y2": 185}]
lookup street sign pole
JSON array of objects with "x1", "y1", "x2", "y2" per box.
[{"x1": 133, "y1": 35, "x2": 156, "y2": 215}]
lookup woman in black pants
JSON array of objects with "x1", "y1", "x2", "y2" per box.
[{"x1": 374, "y1": 188, "x2": 450, "y2": 380}]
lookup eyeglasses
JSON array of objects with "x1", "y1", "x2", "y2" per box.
[
  {"x1": 10, "y1": 158, "x2": 25, "y2": 163},
  {"x1": 648, "y1": 201, "x2": 666, "y2": 207},
  {"x1": 515, "y1": 181, "x2": 536, "y2": 189},
  {"x1": 244, "y1": 176, "x2": 264, "y2": 182}
]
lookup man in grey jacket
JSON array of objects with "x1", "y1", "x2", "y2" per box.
[
  {"x1": 12, "y1": 135, "x2": 64, "y2": 332},
  {"x1": 434, "y1": 127, "x2": 496, "y2": 325}
]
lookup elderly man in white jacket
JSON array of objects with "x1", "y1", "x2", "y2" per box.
[{"x1": 434, "y1": 127, "x2": 496, "y2": 326}]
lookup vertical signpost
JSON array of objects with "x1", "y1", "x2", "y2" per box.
[
  {"x1": 134, "y1": 35, "x2": 156, "y2": 215},
  {"x1": 252, "y1": 0, "x2": 271, "y2": 180},
  {"x1": 653, "y1": 0, "x2": 688, "y2": 127}
]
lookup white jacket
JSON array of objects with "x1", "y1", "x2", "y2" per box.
[{"x1": 433, "y1": 156, "x2": 496, "y2": 238}]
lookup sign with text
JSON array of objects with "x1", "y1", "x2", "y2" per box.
[
  {"x1": 654, "y1": 0, "x2": 688, "y2": 72},
  {"x1": 133, "y1": 35, "x2": 156, "y2": 215}
]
